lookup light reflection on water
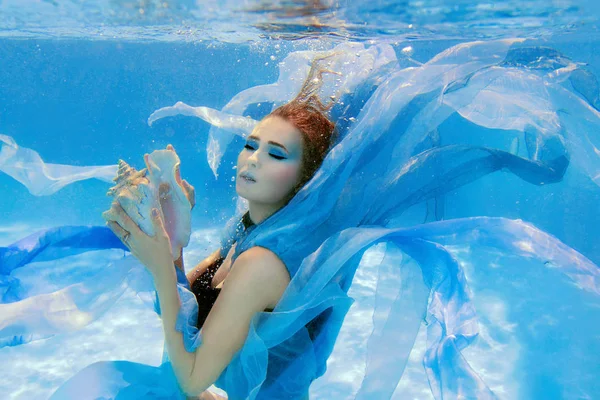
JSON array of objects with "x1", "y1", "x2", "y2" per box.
[{"x1": 0, "y1": 0, "x2": 599, "y2": 42}]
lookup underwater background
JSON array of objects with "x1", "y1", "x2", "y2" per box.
[{"x1": 1, "y1": 1, "x2": 600, "y2": 399}]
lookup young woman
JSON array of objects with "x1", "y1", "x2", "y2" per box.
[
  {"x1": 3, "y1": 41, "x2": 599, "y2": 400},
  {"x1": 103, "y1": 101, "x2": 337, "y2": 398}
]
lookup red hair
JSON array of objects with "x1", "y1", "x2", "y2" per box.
[
  {"x1": 269, "y1": 101, "x2": 337, "y2": 196},
  {"x1": 267, "y1": 53, "x2": 340, "y2": 199}
]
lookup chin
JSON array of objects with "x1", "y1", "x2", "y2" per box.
[
  {"x1": 236, "y1": 181, "x2": 290, "y2": 205},
  {"x1": 235, "y1": 185, "x2": 259, "y2": 202},
  {"x1": 235, "y1": 185, "x2": 248, "y2": 200}
]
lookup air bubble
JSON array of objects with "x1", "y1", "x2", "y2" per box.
[{"x1": 401, "y1": 46, "x2": 414, "y2": 57}]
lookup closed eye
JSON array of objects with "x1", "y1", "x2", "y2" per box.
[{"x1": 244, "y1": 144, "x2": 287, "y2": 160}]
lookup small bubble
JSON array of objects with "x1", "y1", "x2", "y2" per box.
[{"x1": 270, "y1": 55, "x2": 276, "y2": 61}]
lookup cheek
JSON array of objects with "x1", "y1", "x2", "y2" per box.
[
  {"x1": 237, "y1": 152, "x2": 246, "y2": 166},
  {"x1": 270, "y1": 165, "x2": 301, "y2": 188}
]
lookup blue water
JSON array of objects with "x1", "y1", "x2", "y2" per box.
[
  {"x1": 3, "y1": 38, "x2": 599, "y2": 255},
  {"x1": 1, "y1": 1, "x2": 600, "y2": 399},
  {"x1": 0, "y1": 40, "x2": 281, "y2": 229}
]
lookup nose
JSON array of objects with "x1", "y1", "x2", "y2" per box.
[{"x1": 247, "y1": 150, "x2": 260, "y2": 167}]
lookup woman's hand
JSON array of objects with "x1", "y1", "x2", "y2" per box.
[
  {"x1": 103, "y1": 201, "x2": 174, "y2": 278},
  {"x1": 195, "y1": 391, "x2": 228, "y2": 400}
]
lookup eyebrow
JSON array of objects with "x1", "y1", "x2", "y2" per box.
[{"x1": 247, "y1": 135, "x2": 289, "y2": 153}]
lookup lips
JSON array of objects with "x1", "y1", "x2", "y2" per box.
[{"x1": 240, "y1": 172, "x2": 256, "y2": 182}]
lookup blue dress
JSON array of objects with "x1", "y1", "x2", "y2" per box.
[{"x1": 1, "y1": 39, "x2": 600, "y2": 399}]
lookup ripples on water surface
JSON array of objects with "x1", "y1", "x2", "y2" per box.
[{"x1": 1, "y1": 0, "x2": 599, "y2": 42}]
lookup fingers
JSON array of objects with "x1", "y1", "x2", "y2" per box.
[
  {"x1": 150, "y1": 208, "x2": 168, "y2": 236},
  {"x1": 106, "y1": 220, "x2": 128, "y2": 238},
  {"x1": 101, "y1": 201, "x2": 140, "y2": 238},
  {"x1": 106, "y1": 221, "x2": 131, "y2": 248}
]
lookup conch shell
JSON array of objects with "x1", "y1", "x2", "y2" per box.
[{"x1": 104, "y1": 147, "x2": 193, "y2": 260}]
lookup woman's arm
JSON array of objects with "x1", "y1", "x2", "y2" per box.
[
  {"x1": 104, "y1": 203, "x2": 288, "y2": 396},
  {"x1": 172, "y1": 246, "x2": 290, "y2": 396}
]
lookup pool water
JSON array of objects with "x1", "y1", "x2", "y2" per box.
[{"x1": 1, "y1": 1, "x2": 599, "y2": 399}]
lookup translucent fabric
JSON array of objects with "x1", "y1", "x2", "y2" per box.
[
  {"x1": 0, "y1": 226, "x2": 137, "y2": 347},
  {"x1": 148, "y1": 42, "x2": 397, "y2": 178},
  {"x1": 1, "y1": 39, "x2": 600, "y2": 399},
  {"x1": 0, "y1": 134, "x2": 116, "y2": 196}
]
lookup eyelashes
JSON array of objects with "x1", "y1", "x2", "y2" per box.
[{"x1": 244, "y1": 144, "x2": 286, "y2": 160}]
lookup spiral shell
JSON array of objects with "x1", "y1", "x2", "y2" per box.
[
  {"x1": 107, "y1": 160, "x2": 147, "y2": 197},
  {"x1": 104, "y1": 151, "x2": 193, "y2": 260},
  {"x1": 106, "y1": 160, "x2": 156, "y2": 237}
]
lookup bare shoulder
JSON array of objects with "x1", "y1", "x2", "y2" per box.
[
  {"x1": 187, "y1": 247, "x2": 292, "y2": 394},
  {"x1": 237, "y1": 246, "x2": 289, "y2": 273},
  {"x1": 228, "y1": 246, "x2": 291, "y2": 309}
]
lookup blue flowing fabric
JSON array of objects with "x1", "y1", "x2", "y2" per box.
[{"x1": 1, "y1": 39, "x2": 600, "y2": 399}]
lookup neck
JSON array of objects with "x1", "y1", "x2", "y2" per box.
[{"x1": 247, "y1": 200, "x2": 285, "y2": 224}]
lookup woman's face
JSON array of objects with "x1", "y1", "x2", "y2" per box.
[{"x1": 236, "y1": 115, "x2": 304, "y2": 206}]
